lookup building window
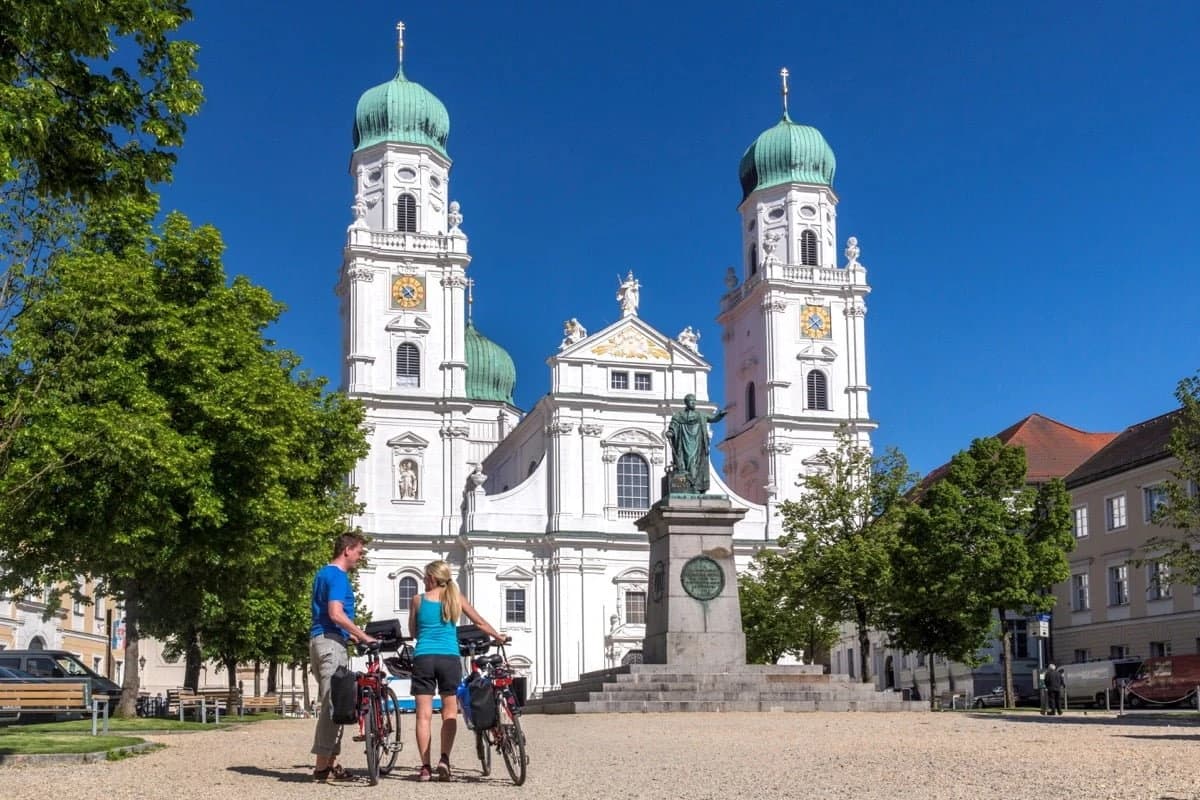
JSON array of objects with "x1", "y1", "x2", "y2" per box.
[
  {"x1": 617, "y1": 454, "x2": 650, "y2": 510},
  {"x1": 1149, "y1": 561, "x2": 1172, "y2": 600},
  {"x1": 1105, "y1": 494, "x2": 1127, "y2": 530},
  {"x1": 396, "y1": 343, "x2": 420, "y2": 387},
  {"x1": 1143, "y1": 485, "x2": 1170, "y2": 522},
  {"x1": 748, "y1": 243, "x2": 758, "y2": 276},
  {"x1": 847, "y1": 648, "x2": 855, "y2": 679},
  {"x1": 397, "y1": 576, "x2": 419, "y2": 611},
  {"x1": 72, "y1": 598, "x2": 83, "y2": 616},
  {"x1": 800, "y1": 230, "x2": 818, "y2": 266},
  {"x1": 1013, "y1": 619, "x2": 1029, "y2": 659},
  {"x1": 1108, "y1": 565, "x2": 1129, "y2": 606},
  {"x1": 94, "y1": 599, "x2": 105, "y2": 621},
  {"x1": 1073, "y1": 649, "x2": 1090, "y2": 663},
  {"x1": 1149, "y1": 641, "x2": 1171, "y2": 657},
  {"x1": 806, "y1": 370, "x2": 828, "y2": 410},
  {"x1": 505, "y1": 588, "x2": 526, "y2": 624},
  {"x1": 1072, "y1": 573, "x2": 1090, "y2": 611},
  {"x1": 1110, "y1": 644, "x2": 1129, "y2": 659},
  {"x1": 625, "y1": 591, "x2": 646, "y2": 625},
  {"x1": 634, "y1": 372, "x2": 652, "y2": 391},
  {"x1": 611, "y1": 371, "x2": 629, "y2": 390},
  {"x1": 745, "y1": 382, "x2": 756, "y2": 420},
  {"x1": 397, "y1": 193, "x2": 417, "y2": 232},
  {"x1": 1072, "y1": 505, "x2": 1089, "y2": 538}
]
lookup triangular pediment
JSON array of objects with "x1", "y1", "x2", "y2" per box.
[
  {"x1": 555, "y1": 316, "x2": 707, "y2": 368},
  {"x1": 603, "y1": 428, "x2": 665, "y2": 449},
  {"x1": 798, "y1": 344, "x2": 838, "y2": 363},
  {"x1": 613, "y1": 567, "x2": 649, "y2": 584},
  {"x1": 386, "y1": 315, "x2": 431, "y2": 333},
  {"x1": 496, "y1": 566, "x2": 534, "y2": 582},
  {"x1": 387, "y1": 431, "x2": 430, "y2": 449}
]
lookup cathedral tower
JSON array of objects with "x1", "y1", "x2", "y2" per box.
[{"x1": 717, "y1": 70, "x2": 874, "y2": 509}]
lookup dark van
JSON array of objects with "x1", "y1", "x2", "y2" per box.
[
  {"x1": 0, "y1": 650, "x2": 121, "y2": 700},
  {"x1": 1125, "y1": 655, "x2": 1200, "y2": 707}
]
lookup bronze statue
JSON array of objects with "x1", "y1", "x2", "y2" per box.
[{"x1": 666, "y1": 394, "x2": 726, "y2": 494}]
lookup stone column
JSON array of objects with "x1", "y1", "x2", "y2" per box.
[{"x1": 636, "y1": 497, "x2": 748, "y2": 666}]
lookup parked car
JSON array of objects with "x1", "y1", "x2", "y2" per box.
[
  {"x1": 0, "y1": 667, "x2": 35, "y2": 679},
  {"x1": 1061, "y1": 658, "x2": 1142, "y2": 708},
  {"x1": 972, "y1": 687, "x2": 1039, "y2": 708},
  {"x1": 0, "y1": 650, "x2": 120, "y2": 702},
  {"x1": 1125, "y1": 655, "x2": 1200, "y2": 708}
]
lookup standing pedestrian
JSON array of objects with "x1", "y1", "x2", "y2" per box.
[
  {"x1": 409, "y1": 560, "x2": 503, "y2": 782},
  {"x1": 1044, "y1": 663, "x2": 1065, "y2": 716},
  {"x1": 309, "y1": 532, "x2": 376, "y2": 781}
]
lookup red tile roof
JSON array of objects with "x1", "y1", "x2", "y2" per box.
[
  {"x1": 1065, "y1": 408, "x2": 1183, "y2": 488},
  {"x1": 923, "y1": 414, "x2": 1118, "y2": 487}
]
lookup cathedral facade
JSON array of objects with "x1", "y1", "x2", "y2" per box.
[{"x1": 339, "y1": 29, "x2": 874, "y2": 694}]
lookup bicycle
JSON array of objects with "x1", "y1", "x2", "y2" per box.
[
  {"x1": 458, "y1": 632, "x2": 528, "y2": 786},
  {"x1": 354, "y1": 633, "x2": 411, "y2": 786}
]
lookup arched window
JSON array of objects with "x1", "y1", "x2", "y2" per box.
[
  {"x1": 396, "y1": 343, "x2": 420, "y2": 387},
  {"x1": 397, "y1": 576, "x2": 419, "y2": 611},
  {"x1": 745, "y1": 382, "x2": 757, "y2": 421},
  {"x1": 806, "y1": 370, "x2": 829, "y2": 410},
  {"x1": 748, "y1": 243, "x2": 758, "y2": 275},
  {"x1": 800, "y1": 230, "x2": 818, "y2": 266},
  {"x1": 617, "y1": 454, "x2": 650, "y2": 509},
  {"x1": 396, "y1": 194, "x2": 417, "y2": 232}
]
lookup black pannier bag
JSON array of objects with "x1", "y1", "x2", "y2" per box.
[
  {"x1": 329, "y1": 665, "x2": 358, "y2": 724},
  {"x1": 468, "y1": 674, "x2": 497, "y2": 730}
]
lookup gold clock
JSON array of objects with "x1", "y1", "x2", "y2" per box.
[
  {"x1": 800, "y1": 304, "x2": 831, "y2": 338},
  {"x1": 391, "y1": 275, "x2": 426, "y2": 309}
]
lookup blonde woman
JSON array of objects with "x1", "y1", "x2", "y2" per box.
[{"x1": 408, "y1": 560, "x2": 502, "y2": 781}]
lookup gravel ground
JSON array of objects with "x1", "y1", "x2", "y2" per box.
[{"x1": 3, "y1": 711, "x2": 1199, "y2": 800}]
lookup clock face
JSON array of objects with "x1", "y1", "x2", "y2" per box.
[
  {"x1": 391, "y1": 275, "x2": 426, "y2": 309},
  {"x1": 800, "y1": 304, "x2": 831, "y2": 338}
]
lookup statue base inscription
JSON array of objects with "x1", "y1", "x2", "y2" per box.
[{"x1": 636, "y1": 495, "x2": 748, "y2": 666}]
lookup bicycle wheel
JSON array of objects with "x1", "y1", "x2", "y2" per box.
[
  {"x1": 475, "y1": 728, "x2": 491, "y2": 776},
  {"x1": 363, "y1": 691, "x2": 380, "y2": 786},
  {"x1": 498, "y1": 699, "x2": 526, "y2": 786},
  {"x1": 378, "y1": 688, "x2": 403, "y2": 775}
]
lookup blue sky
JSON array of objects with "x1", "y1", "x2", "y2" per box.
[{"x1": 160, "y1": 1, "x2": 1200, "y2": 477}]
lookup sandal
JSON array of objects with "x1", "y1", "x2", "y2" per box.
[
  {"x1": 436, "y1": 755, "x2": 451, "y2": 782},
  {"x1": 313, "y1": 763, "x2": 357, "y2": 782},
  {"x1": 418, "y1": 764, "x2": 433, "y2": 782}
]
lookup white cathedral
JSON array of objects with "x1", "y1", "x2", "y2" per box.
[{"x1": 339, "y1": 28, "x2": 874, "y2": 695}]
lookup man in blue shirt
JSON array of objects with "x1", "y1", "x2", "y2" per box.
[{"x1": 310, "y1": 532, "x2": 375, "y2": 781}]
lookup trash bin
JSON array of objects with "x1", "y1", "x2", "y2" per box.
[{"x1": 512, "y1": 676, "x2": 527, "y2": 708}]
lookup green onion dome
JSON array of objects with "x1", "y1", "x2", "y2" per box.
[
  {"x1": 353, "y1": 66, "x2": 450, "y2": 158},
  {"x1": 465, "y1": 323, "x2": 516, "y2": 405},
  {"x1": 738, "y1": 112, "x2": 836, "y2": 201}
]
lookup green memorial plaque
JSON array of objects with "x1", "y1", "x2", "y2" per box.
[{"x1": 680, "y1": 556, "x2": 725, "y2": 601}]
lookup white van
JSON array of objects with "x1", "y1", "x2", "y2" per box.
[{"x1": 1060, "y1": 658, "x2": 1142, "y2": 708}]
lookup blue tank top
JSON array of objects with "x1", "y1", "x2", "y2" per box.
[{"x1": 413, "y1": 596, "x2": 459, "y2": 657}]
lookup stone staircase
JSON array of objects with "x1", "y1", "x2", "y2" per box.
[{"x1": 524, "y1": 663, "x2": 926, "y2": 714}]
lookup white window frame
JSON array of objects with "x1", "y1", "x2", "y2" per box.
[
  {"x1": 1143, "y1": 484, "x2": 1170, "y2": 522},
  {"x1": 610, "y1": 371, "x2": 629, "y2": 390},
  {"x1": 1071, "y1": 572, "x2": 1090, "y2": 611},
  {"x1": 616, "y1": 453, "x2": 651, "y2": 510},
  {"x1": 503, "y1": 587, "x2": 526, "y2": 625},
  {"x1": 624, "y1": 590, "x2": 647, "y2": 626},
  {"x1": 1108, "y1": 564, "x2": 1129, "y2": 606},
  {"x1": 395, "y1": 342, "x2": 421, "y2": 388},
  {"x1": 395, "y1": 573, "x2": 420, "y2": 613},
  {"x1": 1148, "y1": 560, "x2": 1172, "y2": 601},
  {"x1": 1072, "y1": 505, "x2": 1089, "y2": 538},
  {"x1": 633, "y1": 372, "x2": 652, "y2": 391},
  {"x1": 1105, "y1": 493, "x2": 1127, "y2": 531}
]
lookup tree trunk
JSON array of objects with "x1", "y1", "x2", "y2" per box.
[
  {"x1": 117, "y1": 580, "x2": 141, "y2": 717},
  {"x1": 997, "y1": 609, "x2": 1014, "y2": 708},
  {"x1": 928, "y1": 657, "x2": 938, "y2": 711},
  {"x1": 224, "y1": 655, "x2": 238, "y2": 688},
  {"x1": 267, "y1": 659, "x2": 278, "y2": 694},
  {"x1": 855, "y1": 605, "x2": 873, "y2": 684},
  {"x1": 183, "y1": 630, "x2": 201, "y2": 690}
]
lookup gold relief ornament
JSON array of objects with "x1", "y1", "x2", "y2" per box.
[
  {"x1": 590, "y1": 328, "x2": 669, "y2": 360},
  {"x1": 799, "y1": 304, "x2": 832, "y2": 338},
  {"x1": 391, "y1": 274, "x2": 425, "y2": 308}
]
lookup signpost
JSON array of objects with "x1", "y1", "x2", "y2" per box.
[{"x1": 1030, "y1": 613, "x2": 1051, "y2": 713}]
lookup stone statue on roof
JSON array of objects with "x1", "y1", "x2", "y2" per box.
[{"x1": 617, "y1": 271, "x2": 640, "y2": 317}]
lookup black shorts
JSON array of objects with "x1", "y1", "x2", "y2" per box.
[{"x1": 411, "y1": 655, "x2": 462, "y2": 696}]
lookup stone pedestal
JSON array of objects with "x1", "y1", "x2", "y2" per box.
[{"x1": 636, "y1": 496, "x2": 748, "y2": 666}]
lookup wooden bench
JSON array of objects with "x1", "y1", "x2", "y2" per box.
[
  {"x1": 0, "y1": 681, "x2": 110, "y2": 734},
  {"x1": 238, "y1": 695, "x2": 283, "y2": 716},
  {"x1": 166, "y1": 687, "x2": 238, "y2": 723}
]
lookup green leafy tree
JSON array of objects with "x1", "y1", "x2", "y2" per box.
[
  {"x1": 773, "y1": 427, "x2": 916, "y2": 682},
  {"x1": 1140, "y1": 372, "x2": 1200, "y2": 578},
  {"x1": 0, "y1": 0, "x2": 203, "y2": 200},
  {"x1": 906, "y1": 438, "x2": 1074, "y2": 707},
  {"x1": 0, "y1": 206, "x2": 366, "y2": 714},
  {"x1": 740, "y1": 552, "x2": 837, "y2": 665}
]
